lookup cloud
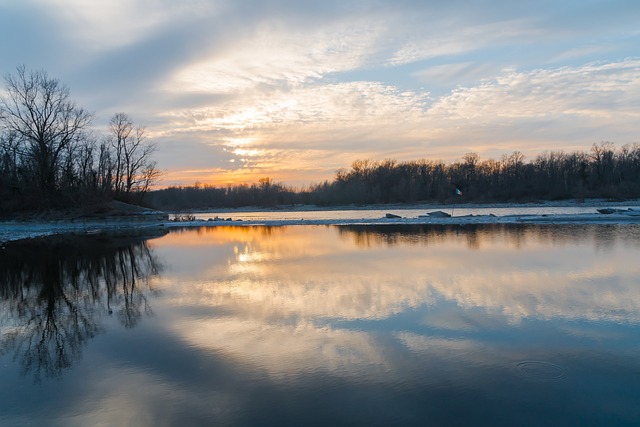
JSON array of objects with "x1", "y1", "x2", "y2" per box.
[
  {"x1": 428, "y1": 60, "x2": 640, "y2": 122},
  {"x1": 155, "y1": 81, "x2": 431, "y2": 183},
  {"x1": 164, "y1": 81, "x2": 427, "y2": 137},
  {"x1": 548, "y1": 45, "x2": 616, "y2": 63},
  {"x1": 163, "y1": 16, "x2": 388, "y2": 95},
  {"x1": 2, "y1": 1, "x2": 639, "y2": 185},
  {"x1": 388, "y1": 18, "x2": 543, "y2": 66},
  {"x1": 412, "y1": 62, "x2": 502, "y2": 88}
]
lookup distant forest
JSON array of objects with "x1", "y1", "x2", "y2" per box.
[{"x1": 147, "y1": 142, "x2": 640, "y2": 211}]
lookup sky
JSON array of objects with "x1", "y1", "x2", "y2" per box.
[{"x1": 0, "y1": 0, "x2": 639, "y2": 188}]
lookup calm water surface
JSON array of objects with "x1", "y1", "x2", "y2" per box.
[{"x1": 1, "y1": 224, "x2": 639, "y2": 426}]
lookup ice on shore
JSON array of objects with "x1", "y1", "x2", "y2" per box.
[{"x1": 2, "y1": 208, "x2": 640, "y2": 245}]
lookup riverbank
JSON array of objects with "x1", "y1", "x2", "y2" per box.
[
  {"x1": 2, "y1": 199, "x2": 639, "y2": 245},
  {"x1": 0, "y1": 200, "x2": 168, "y2": 245},
  {"x1": 173, "y1": 198, "x2": 640, "y2": 214}
]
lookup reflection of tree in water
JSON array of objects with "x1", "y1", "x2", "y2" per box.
[
  {"x1": 337, "y1": 224, "x2": 486, "y2": 248},
  {"x1": 337, "y1": 223, "x2": 640, "y2": 250},
  {"x1": 0, "y1": 231, "x2": 164, "y2": 381},
  {"x1": 176, "y1": 225, "x2": 279, "y2": 237}
]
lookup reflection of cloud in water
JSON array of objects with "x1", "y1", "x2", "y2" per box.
[
  {"x1": 395, "y1": 332, "x2": 480, "y2": 357},
  {"x1": 155, "y1": 226, "x2": 436, "y2": 320},
  {"x1": 170, "y1": 319, "x2": 389, "y2": 379},
  {"x1": 154, "y1": 224, "x2": 640, "y2": 376},
  {"x1": 148, "y1": 222, "x2": 640, "y2": 380},
  {"x1": 184, "y1": 276, "x2": 434, "y2": 321},
  {"x1": 156, "y1": 225, "x2": 640, "y2": 325},
  {"x1": 67, "y1": 368, "x2": 240, "y2": 426},
  {"x1": 433, "y1": 268, "x2": 640, "y2": 324}
]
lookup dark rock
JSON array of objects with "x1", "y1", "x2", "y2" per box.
[{"x1": 426, "y1": 211, "x2": 451, "y2": 218}]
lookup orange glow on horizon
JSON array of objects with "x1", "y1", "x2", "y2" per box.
[
  {"x1": 159, "y1": 168, "x2": 279, "y2": 188},
  {"x1": 157, "y1": 166, "x2": 329, "y2": 189}
]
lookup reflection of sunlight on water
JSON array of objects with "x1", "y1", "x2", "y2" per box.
[
  {"x1": 235, "y1": 245, "x2": 270, "y2": 263},
  {"x1": 231, "y1": 244, "x2": 279, "y2": 275}
]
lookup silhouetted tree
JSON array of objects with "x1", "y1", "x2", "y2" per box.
[
  {"x1": 0, "y1": 66, "x2": 92, "y2": 195},
  {"x1": 0, "y1": 67, "x2": 161, "y2": 215},
  {"x1": 108, "y1": 113, "x2": 159, "y2": 202}
]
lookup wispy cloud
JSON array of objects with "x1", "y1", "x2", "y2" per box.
[
  {"x1": 428, "y1": 60, "x2": 640, "y2": 121},
  {"x1": 412, "y1": 62, "x2": 502, "y2": 88},
  {"x1": 388, "y1": 18, "x2": 542, "y2": 66},
  {"x1": 164, "y1": 18, "x2": 387, "y2": 95}
]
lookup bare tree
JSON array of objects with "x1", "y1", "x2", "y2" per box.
[
  {"x1": 591, "y1": 141, "x2": 615, "y2": 187},
  {"x1": 96, "y1": 141, "x2": 114, "y2": 194},
  {"x1": 0, "y1": 66, "x2": 93, "y2": 193},
  {"x1": 0, "y1": 130, "x2": 22, "y2": 187},
  {"x1": 108, "y1": 113, "x2": 160, "y2": 200}
]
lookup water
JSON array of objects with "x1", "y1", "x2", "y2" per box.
[{"x1": 1, "y1": 224, "x2": 640, "y2": 426}]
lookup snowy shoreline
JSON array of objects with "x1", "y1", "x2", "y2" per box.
[
  {"x1": 175, "y1": 198, "x2": 640, "y2": 214},
  {"x1": 2, "y1": 200, "x2": 640, "y2": 245},
  {"x1": 164, "y1": 210, "x2": 640, "y2": 228}
]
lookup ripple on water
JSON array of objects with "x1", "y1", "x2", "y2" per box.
[{"x1": 515, "y1": 361, "x2": 565, "y2": 380}]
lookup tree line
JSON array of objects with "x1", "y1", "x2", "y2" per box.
[
  {"x1": 146, "y1": 142, "x2": 640, "y2": 211},
  {"x1": 0, "y1": 66, "x2": 160, "y2": 215}
]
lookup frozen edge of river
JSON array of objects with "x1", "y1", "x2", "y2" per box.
[{"x1": 2, "y1": 211, "x2": 640, "y2": 245}]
